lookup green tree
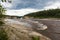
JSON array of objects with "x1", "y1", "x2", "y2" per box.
[
  {"x1": 1, "y1": 0, "x2": 12, "y2": 3},
  {"x1": 0, "y1": 4, "x2": 6, "y2": 26},
  {"x1": 24, "y1": 8, "x2": 60, "y2": 18},
  {"x1": 0, "y1": 4, "x2": 8, "y2": 40}
]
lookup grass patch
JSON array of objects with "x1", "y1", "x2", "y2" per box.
[
  {"x1": 0, "y1": 27, "x2": 8, "y2": 40},
  {"x1": 0, "y1": 21, "x2": 4, "y2": 26},
  {"x1": 31, "y1": 36, "x2": 40, "y2": 40}
]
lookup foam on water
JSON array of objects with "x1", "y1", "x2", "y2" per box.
[
  {"x1": 5, "y1": 19, "x2": 47, "y2": 30},
  {"x1": 5, "y1": 19, "x2": 32, "y2": 27}
]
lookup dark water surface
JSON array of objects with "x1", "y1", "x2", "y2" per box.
[{"x1": 33, "y1": 19, "x2": 60, "y2": 40}]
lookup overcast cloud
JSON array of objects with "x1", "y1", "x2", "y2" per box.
[
  {"x1": 0, "y1": 0, "x2": 60, "y2": 16},
  {"x1": 1, "y1": 0, "x2": 60, "y2": 10}
]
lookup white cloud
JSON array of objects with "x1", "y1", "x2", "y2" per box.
[
  {"x1": 1, "y1": 0, "x2": 60, "y2": 16},
  {"x1": 0, "y1": 0, "x2": 60, "y2": 10},
  {"x1": 0, "y1": 0, "x2": 20, "y2": 9},
  {"x1": 5, "y1": 8, "x2": 40, "y2": 16},
  {"x1": 44, "y1": 1, "x2": 60, "y2": 10},
  {"x1": 1, "y1": 2, "x2": 12, "y2": 9}
]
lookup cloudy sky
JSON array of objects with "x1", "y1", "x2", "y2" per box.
[{"x1": 0, "y1": 0, "x2": 60, "y2": 16}]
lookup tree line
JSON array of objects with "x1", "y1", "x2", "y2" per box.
[{"x1": 24, "y1": 8, "x2": 60, "y2": 18}]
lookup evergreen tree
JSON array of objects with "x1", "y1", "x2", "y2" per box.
[{"x1": 24, "y1": 9, "x2": 60, "y2": 18}]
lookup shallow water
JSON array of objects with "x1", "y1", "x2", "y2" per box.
[
  {"x1": 5, "y1": 19, "x2": 32, "y2": 27},
  {"x1": 5, "y1": 19, "x2": 47, "y2": 30}
]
